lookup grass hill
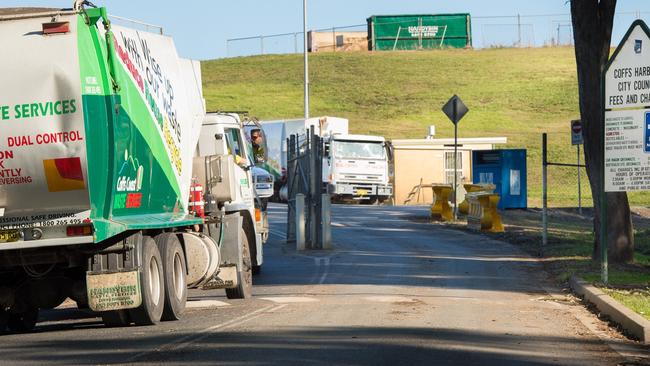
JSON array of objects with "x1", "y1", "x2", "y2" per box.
[{"x1": 201, "y1": 48, "x2": 648, "y2": 206}]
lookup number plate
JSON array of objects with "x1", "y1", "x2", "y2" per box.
[
  {"x1": 87, "y1": 270, "x2": 142, "y2": 312},
  {"x1": 0, "y1": 230, "x2": 20, "y2": 243},
  {"x1": 357, "y1": 189, "x2": 368, "y2": 196}
]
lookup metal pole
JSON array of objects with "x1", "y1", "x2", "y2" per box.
[
  {"x1": 309, "y1": 127, "x2": 317, "y2": 249},
  {"x1": 577, "y1": 144, "x2": 582, "y2": 215},
  {"x1": 226, "y1": 40, "x2": 229, "y2": 58},
  {"x1": 542, "y1": 133, "x2": 548, "y2": 257},
  {"x1": 294, "y1": 32, "x2": 298, "y2": 54},
  {"x1": 454, "y1": 123, "x2": 458, "y2": 220},
  {"x1": 453, "y1": 99, "x2": 458, "y2": 221},
  {"x1": 303, "y1": 0, "x2": 310, "y2": 118},
  {"x1": 332, "y1": 27, "x2": 336, "y2": 52},
  {"x1": 600, "y1": 120, "x2": 608, "y2": 285},
  {"x1": 418, "y1": 17, "x2": 423, "y2": 49},
  {"x1": 260, "y1": 36, "x2": 264, "y2": 55},
  {"x1": 517, "y1": 14, "x2": 521, "y2": 47}
]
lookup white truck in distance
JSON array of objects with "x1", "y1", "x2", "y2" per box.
[{"x1": 260, "y1": 117, "x2": 393, "y2": 203}]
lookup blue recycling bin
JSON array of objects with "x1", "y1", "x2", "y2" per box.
[{"x1": 472, "y1": 149, "x2": 527, "y2": 209}]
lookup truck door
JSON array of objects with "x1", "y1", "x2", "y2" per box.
[{"x1": 224, "y1": 128, "x2": 253, "y2": 204}]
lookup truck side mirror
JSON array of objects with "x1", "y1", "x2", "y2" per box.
[{"x1": 384, "y1": 141, "x2": 394, "y2": 162}]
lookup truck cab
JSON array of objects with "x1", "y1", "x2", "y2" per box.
[
  {"x1": 195, "y1": 112, "x2": 265, "y2": 268},
  {"x1": 324, "y1": 134, "x2": 393, "y2": 203}
]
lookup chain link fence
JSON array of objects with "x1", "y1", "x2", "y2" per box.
[{"x1": 225, "y1": 11, "x2": 650, "y2": 57}]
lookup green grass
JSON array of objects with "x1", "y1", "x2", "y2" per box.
[
  {"x1": 603, "y1": 288, "x2": 650, "y2": 321},
  {"x1": 202, "y1": 48, "x2": 650, "y2": 206}
]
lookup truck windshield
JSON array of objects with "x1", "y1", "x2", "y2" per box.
[{"x1": 332, "y1": 141, "x2": 385, "y2": 159}]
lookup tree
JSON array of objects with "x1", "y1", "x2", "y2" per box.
[{"x1": 570, "y1": 0, "x2": 634, "y2": 263}]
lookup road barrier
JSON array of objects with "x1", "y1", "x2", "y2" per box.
[
  {"x1": 466, "y1": 193, "x2": 504, "y2": 232},
  {"x1": 430, "y1": 184, "x2": 453, "y2": 221},
  {"x1": 458, "y1": 183, "x2": 496, "y2": 214}
]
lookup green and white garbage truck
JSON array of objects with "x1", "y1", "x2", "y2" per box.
[{"x1": 0, "y1": 4, "x2": 264, "y2": 331}]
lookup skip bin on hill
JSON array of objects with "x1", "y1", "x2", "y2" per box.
[
  {"x1": 367, "y1": 14, "x2": 472, "y2": 51},
  {"x1": 472, "y1": 149, "x2": 527, "y2": 209}
]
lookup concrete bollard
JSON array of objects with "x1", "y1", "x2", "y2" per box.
[
  {"x1": 321, "y1": 193, "x2": 332, "y2": 249},
  {"x1": 296, "y1": 194, "x2": 306, "y2": 250}
]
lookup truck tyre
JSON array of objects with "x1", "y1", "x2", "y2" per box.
[
  {"x1": 129, "y1": 236, "x2": 165, "y2": 325},
  {"x1": 155, "y1": 233, "x2": 187, "y2": 321},
  {"x1": 225, "y1": 228, "x2": 253, "y2": 299},
  {"x1": 7, "y1": 307, "x2": 38, "y2": 333},
  {"x1": 101, "y1": 310, "x2": 131, "y2": 327}
]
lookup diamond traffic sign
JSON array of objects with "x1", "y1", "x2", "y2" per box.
[{"x1": 442, "y1": 95, "x2": 469, "y2": 125}]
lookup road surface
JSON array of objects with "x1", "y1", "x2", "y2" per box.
[{"x1": 0, "y1": 204, "x2": 638, "y2": 365}]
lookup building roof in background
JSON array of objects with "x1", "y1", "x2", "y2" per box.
[{"x1": 391, "y1": 137, "x2": 507, "y2": 148}]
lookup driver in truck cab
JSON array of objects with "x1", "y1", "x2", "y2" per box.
[{"x1": 250, "y1": 129, "x2": 265, "y2": 164}]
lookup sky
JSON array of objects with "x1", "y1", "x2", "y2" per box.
[{"x1": 4, "y1": 1, "x2": 650, "y2": 60}]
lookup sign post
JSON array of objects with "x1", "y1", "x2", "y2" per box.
[
  {"x1": 442, "y1": 95, "x2": 469, "y2": 220},
  {"x1": 571, "y1": 120, "x2": 584, "y2": 214},
  {"x1": 603, "y1": 20, "x2": 650, "y2": 284}
]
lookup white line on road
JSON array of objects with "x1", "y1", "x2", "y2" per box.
[
  {"x1": 126, "y1": 304, "x2": 286, "y2": 362},
  {"x1": 269, "y1": 229, "x2": 285, "y2": 238},
  {"x1": 260, "y1": 296, "x2": 319, "y2": 303},
  {"x1": 185, "y1": 299, "x2": 231, "y2": 308},
  {"x1": 316, "y1": 257, "x2": 330, "y2": 285}
]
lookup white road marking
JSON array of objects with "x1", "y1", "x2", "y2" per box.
[
  {"x1": 185, "y1": 300, "x2": 231, "y2": 308},
  {"x1": 269, "y1": 229, "x2": 285, "y2": 238},
  {"x1": 260, "y1": 296, "x2": 319, "y2": 303},
  {"x1": 126, "y1": 304, "x2": 286, "y2": 362},
  {"x1": 364, "y1": 296, "x2": 417, "y2": 303},
  {"x1": 316, "y1": 257, "x2": 330, "y2": 285}
]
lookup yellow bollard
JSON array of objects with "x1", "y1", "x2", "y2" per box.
[
  {"x1": 466, "y1": 192, "x2": 504, "y2": 232},
  {"x1": 430, "y1": 184, "x2": 453, "y2": 221},
  {"x1": 458, "y1": 183, "x2": 496, "y2": 215}
]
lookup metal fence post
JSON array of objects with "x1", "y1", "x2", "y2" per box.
[
  {"x1": 542, "y1": 133, "x2": 548, "y2": 257},
  {"x1": 517, "y1": 14, "x2": 521, "y2": 47},
  {"x1": 309, "y1": 127, "x2": 318, "y2": 249},
  {"x1": 296, "y1": 194, "x2": 306, "y2": 251},
  {"x1": 577, "y1": 144, "x2": 582, "y2": 215},
  {"x1": 287, "y1": 136, "x2": 296, "y2": 242}
]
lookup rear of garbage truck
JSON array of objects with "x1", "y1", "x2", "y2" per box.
[{"x1": 0, "y1": 6, "x2": 251, "y2": 331}]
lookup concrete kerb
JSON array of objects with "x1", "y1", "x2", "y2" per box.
[{"x1": 570, "y1": 276, "x2": 650, "y2": 344}]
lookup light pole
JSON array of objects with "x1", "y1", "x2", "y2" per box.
[{"x1": 303, "y1": 0, "x2": 309, "y2": 118}]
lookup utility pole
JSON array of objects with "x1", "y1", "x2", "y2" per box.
[{"x1": 303, "y1": 0, "x2": 309, "y2": 118}]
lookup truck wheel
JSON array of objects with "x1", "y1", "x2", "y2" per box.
[
  {"x1": 129, "y1": 236, "x2": 165, "y2": 325},
  {"x1": 225, "y1": 229, "x2": 253, "y2": 299},
  {"x1": 156, "y1": 233, "x2": 187, "y2": 321},
  {"x1": 7, "y1": 308, "x2": 38, "y2": 333},
  {"x1": 101, "y1": 310, "x2": 131, "y2": 327}
]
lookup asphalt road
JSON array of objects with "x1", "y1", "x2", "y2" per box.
[{"x1": 0, "y1": 204, "x2": 637, "y2": 365}]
